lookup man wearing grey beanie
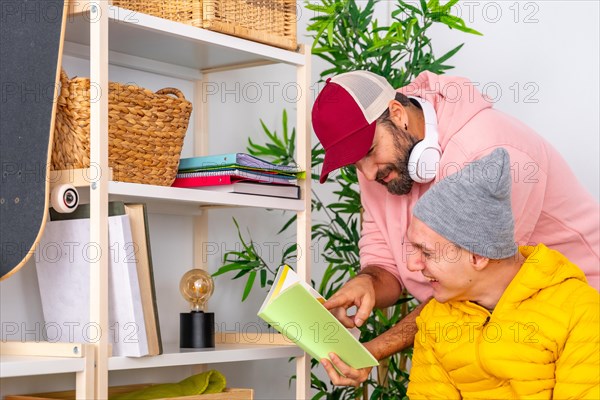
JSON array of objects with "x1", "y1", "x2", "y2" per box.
[{"x1": 405, "y1": 148, "x2": 599, "y2": 399}]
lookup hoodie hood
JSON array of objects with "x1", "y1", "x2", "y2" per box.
[{"x1": 399, "y1": 71, "x2": 493, "y2": 149}]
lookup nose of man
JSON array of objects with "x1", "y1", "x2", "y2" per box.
[{"x1": 406, "y1": 250, "x2": 424, "y2": 272}]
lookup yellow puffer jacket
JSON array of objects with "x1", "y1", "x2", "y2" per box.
[{"x1": 408, "y1": 244, "x2": 600, "y2": 399}]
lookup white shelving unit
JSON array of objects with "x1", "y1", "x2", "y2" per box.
[
  {"x1": 0, "y1": 342, "x2": 95, "y2": 397},
  {"x1": 1, "y1": 355, "x2": 87, "y2": 378},
  {"x1": 0, "y1": 1, "x2": 312, "y2": 398},
  {"x1": 109, "y1": 182, "x2": 306, "y2": 213},
  {"x1": 108, "y1": 343, "x2": 304, "y2": 371},
  {"x1": 0, "y1": 342, "x2": 303, "y2": 376}
]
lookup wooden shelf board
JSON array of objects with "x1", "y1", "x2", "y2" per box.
[
  {"x1": 108, "y1": 181, "x2": 305, "y2": 212},
  {"x1": 65, "y1": 6, "x2": 305, "y2": 70},
  {"x1": 1, "y1": 342, "x2": 301, "y2": 377},
  {"x1": 0, "y1": 355, "x2": 86, "y2": 378},
  {"x1": 108, "y1": 342, "x2": 303, "y2": 371},
  {"x1": 48, "y1": 176, "x2": 304, "y2": 214}
]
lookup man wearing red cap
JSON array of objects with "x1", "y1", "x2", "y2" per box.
[{"x1": 312, "y1": 70, "x2": 600, "y2": 386}]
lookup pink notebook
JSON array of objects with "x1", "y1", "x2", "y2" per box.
[{"x1": 172, "y1": 169, "x2": 296, "y2": 188}]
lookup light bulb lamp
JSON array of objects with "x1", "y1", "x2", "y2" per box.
[{"x1": 179, "y1": 268, "x2": 215, "y2": 348}]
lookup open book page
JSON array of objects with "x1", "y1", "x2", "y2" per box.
[{"x1": 259, "y1": 265, "x2": 323, "y2": 313}]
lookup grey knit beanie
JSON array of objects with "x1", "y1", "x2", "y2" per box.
[{"x1": 413, "y1": 148, "x2": 518, "y2": 259}]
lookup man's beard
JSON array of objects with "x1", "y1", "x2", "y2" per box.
[{"x1": 376, "y1": 125, "x2": 418, "y2": 195}]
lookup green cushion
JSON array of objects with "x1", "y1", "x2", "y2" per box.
[{"x1": 110, "y1": 370, "x2": 227, "y2": 400}]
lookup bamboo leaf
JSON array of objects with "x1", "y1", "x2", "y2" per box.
[
  {"x1": 432, "y1": 43, "x2": 464, "y2": 66},
  {"x1": 277, "y1": 214, "x2": 297, "y2": 234},
  {"x1": 242, "y1": 271, "x2": 257, "y2": 301},
  {"x1": 282, "y1": 109, "x2": 289, "y2": 144},
  {"x1": 282, "y1": 243, "x2": 297, "y2": 259},
  {"x1": 395, "y1": 0, "x2": 423, "y2": 16},
  {"x1": 441, "y1": 0, "x2": 460, "y2": 12},
  {"x1": 260, "y1": 269, "x2": 267, "y2": 287},
  {"x1": 232, "y1": 269, "x2": 251, "y2": 280},
  {"x1": 212, "y1": 262, "x2": 252, "y2": 277}
]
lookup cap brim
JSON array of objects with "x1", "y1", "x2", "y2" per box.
[{"x1": 319, "y1": 122, "x2": 376, "y2": 183}]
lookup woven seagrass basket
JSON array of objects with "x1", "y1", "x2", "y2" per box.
[
  {"x1": 112, "y1": 0, "x2": 203, "y2": 27},
  {"x1": 110, "y1": 0, "x2": 297, "y2": 50},
  {"x1": 52, "y1": 70, "x2": 192, "y2": 186}
]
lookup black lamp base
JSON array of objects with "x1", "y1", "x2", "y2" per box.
[{"x1": 180, "y1": 311, "x2": 215, "y2": 348}]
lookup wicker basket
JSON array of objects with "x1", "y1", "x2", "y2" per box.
[
  {"x1": 111, "y1": 0, "x2": 203, "y2": 27},
  {"x1": 110, "y1": 0, "x2": 297, "y2": 50},
  {"x1": 52, "y1": 70, "x2": 192, "y2": 186},
  {"x1": 202, "y1": 0, "x2": 297, "y2": 50}
]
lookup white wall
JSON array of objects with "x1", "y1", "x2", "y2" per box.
[
  {"x1": 1, "y1": 1, "x2": 598, "y2": 398},
  {"x1": 426, "y1": 0, "x2": 599, "y2": 199}
]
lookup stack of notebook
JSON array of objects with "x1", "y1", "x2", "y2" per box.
[{"x1": 172, "y1": 153, "x2": 302, "y2": 199}]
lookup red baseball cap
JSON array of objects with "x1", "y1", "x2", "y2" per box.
[{"x1": 312, "y1": 70, "x2": 397, "y2": 183}]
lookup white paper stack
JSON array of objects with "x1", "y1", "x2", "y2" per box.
[{"x1": 35, "y1": 215, "x2": 149, "y2": 357}]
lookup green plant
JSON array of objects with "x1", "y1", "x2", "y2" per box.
[
  {"x1": 307, "y1": 0, "x2": 481, "y2": 87},
  {"x1": 213, "y1": 1, "x2": 480, "y2": 398}
]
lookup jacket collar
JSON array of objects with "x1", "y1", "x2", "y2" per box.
[{"x1": 450, "y1": 244, "x2": 587, "y2": 314}]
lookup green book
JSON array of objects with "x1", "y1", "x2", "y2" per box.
[{"x1": 258, "y1": 265, "x2": 378, "y2": 369}]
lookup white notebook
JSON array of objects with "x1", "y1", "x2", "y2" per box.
[{"x1": 35, "y1": 215, "x2": 149, "y2": 357}]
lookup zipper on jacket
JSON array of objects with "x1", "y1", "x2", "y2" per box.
[
  {"x1": 474, "y1": 310, "x2": 493, "y2": 377},
  {"x1": 461, "y1": 302, "x2": 494, "y2": 375}
]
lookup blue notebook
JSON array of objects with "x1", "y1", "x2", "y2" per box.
[{"x1": 178, "y1": 153, "x2": 301, "y2": 174}]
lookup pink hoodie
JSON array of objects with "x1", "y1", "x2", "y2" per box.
[{"x1": 358, "y1": 72, "x2": 600, "y2": 300}]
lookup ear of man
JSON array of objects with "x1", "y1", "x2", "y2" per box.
[
  {"x1": 471, "y1": 253, "x2": 491, "y2": 271},
  {"x1": 387, "y1": 99, "x2": 409, "y2": 130}
]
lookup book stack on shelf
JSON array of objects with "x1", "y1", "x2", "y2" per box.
[
  {"x1": 35, "y1": 202, "x2": 162, "y2": 357},
  {"x1": 172, "y1": 153, "x2": 303, "y2": 199}
]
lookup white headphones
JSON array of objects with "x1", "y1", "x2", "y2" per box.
[{"x1": 407, "y1": 96, "x2": 441, "y2": 183}]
